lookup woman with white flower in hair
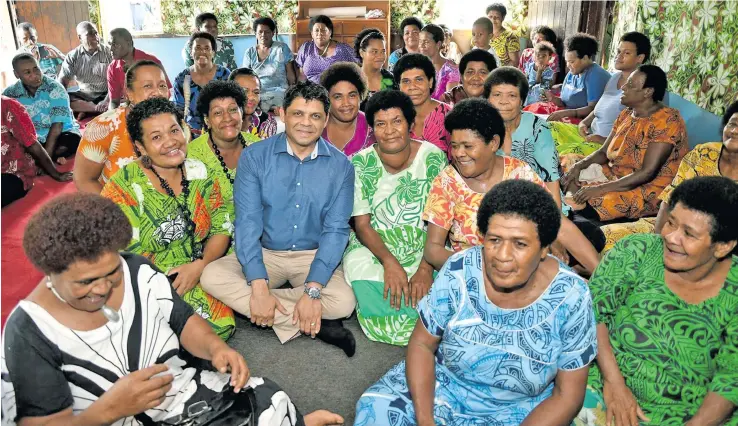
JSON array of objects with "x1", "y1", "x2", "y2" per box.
[{"x1": 101, "y1": 97, "x2": 236, "y2": 340}]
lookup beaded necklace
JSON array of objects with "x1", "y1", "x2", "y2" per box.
[
  {"x1": 149, "y1": 164, "x2": 203, "y2": 260},
  {"x1": 210, "y1": 132, "x2": 247, "y2": 185}
]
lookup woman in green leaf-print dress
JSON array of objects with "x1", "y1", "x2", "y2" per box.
[
  {"x1": 575, "y1": 176, "x2": 738, "y2": 426},
  {"x1": 343, "y1": 90, "x2": 447, "y2": 346}
]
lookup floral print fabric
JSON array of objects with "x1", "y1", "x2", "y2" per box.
[
  {"x1": 587, "y1": 107, "x2": 688, "y2": 221},
  {"x1": 489, "y1": 28, "x2": 520, "y2": 66},
  {"x1": 1, "y1": 96, "x2": 38, "y2": 190},
  {"x1": 409, "y1": 101, "x2": 451, "y2": 156},
  {"x1": 422, "y1": 157, "x2": 546, "y2": 252},
  {"x1": 343, "y1": 142, "x2": 447, "y2": 345},
  {"x1": 101, "y1": 159, "x2": 235, "y2": 339},
  {"x1": 77, "y1": 106, "x2": 136, "y2": 184}
]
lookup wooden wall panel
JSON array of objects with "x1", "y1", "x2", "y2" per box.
[
  {"x1": 526, "y1": 0, "x2": 582, "y2": 46},
  {"x1": 13, "y1": 1, "x2": 89, "y2": 54}
]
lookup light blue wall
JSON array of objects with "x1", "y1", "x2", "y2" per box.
[{"x1": 132, "y1": 34, "x2": 294, "y2": 81}]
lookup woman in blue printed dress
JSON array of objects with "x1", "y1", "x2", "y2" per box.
[{"x1": 355, "y1": 179, "x2": 598, "y2": 425}]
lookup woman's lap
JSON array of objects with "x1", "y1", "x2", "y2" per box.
[{"x1": 181, "y1": 284, "x2": 236, "y2": 340}]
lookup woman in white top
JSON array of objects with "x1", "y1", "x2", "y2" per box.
[{"x1": 0, "y1": 193, "x2": 342, "y2": 426}]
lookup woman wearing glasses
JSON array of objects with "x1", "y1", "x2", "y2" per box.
[{"x1": 295, "y1": 15, "x2": 358, "y2": 84}]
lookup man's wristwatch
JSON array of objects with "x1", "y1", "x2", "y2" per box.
[
  {"x1": 247, "y1": 279, "x2": 269, "y2": 287},
  {"x1": 304, "y1": 285, "x2": 322, "y2": 300}
]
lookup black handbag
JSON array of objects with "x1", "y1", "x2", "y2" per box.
[{"x1": 159, "y1": 385, "x2": 256, "y2": 426}]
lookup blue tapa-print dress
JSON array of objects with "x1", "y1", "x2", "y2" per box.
[{"x1": 355, "y1": 246, "x2": 598, "y2": 426}]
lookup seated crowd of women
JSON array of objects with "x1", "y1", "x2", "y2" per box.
[{"x1": 3, "y1": 3, "x2": 738, "y2": 425}]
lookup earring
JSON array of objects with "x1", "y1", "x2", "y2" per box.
[
  {"x1": 141, "y1": 155, "x2": 153, "y2": 169},
  {"x1": 45, "y1": 276, "x2": 52, "y2": 289}
]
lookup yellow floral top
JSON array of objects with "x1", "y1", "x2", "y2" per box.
[
  {"x1": 489, "y1": 29, "x2": 520, "y2": 66},
  {"x1": 659, "y1": 142, "x2": 724, "y2": 203}
]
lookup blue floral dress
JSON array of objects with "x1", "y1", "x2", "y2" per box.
[{"x1": 355, "y1": 246, "x2": 598, "y2": 425}]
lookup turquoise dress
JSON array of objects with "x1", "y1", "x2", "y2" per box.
[{"x1": 355, "y1": 246, "x2": 598, "y2": 425}]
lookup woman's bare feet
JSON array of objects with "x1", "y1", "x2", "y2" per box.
[{"x1": 304, "y1": 409, "x2": 344, "y2": 426}]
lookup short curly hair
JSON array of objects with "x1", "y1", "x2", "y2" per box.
[
  {"x1": 283, "y1": 81, "x2": 330, "y2": 114},
  {"x1": 486, "y1": 3, "x2": 507, "y2": 18},
  {"x1": 400, "y1": 17, "x2": 424, "y2": 35},
  {"x1": 320, "y1": 62, "x2": 368, "y2": 100},
  {"x1": 393, "y1": 53, "x2": 436, "y2": 94},
  {"x1": 253, "y1": 16, "x2": 276, "y2": 33},
  {"x1": 532, "y1": 25, "x2": 558, "y2": 44},
  {"x1": 188, "y1": 31, "x2": 216, "y2": 51},
  {"x1": 228, "y1": 67, "x2": 261, "y2": 85},
  {"x1": 354, "y1": 28, "x2": 385, "y2": 63},
  {"x1": 638, "y1": 64, "x2": 667, "y2": 102},
  {"x1": 565, "y1": 33, "x2": 599, "y2": 59},
  {"x1": 459, "y1": 48, "x2": 497, "y2": 75},
  {"x1": 668, "y1": 176, "x2": 738, "y2": 247},
  {"x1": 477, "y1": 180, "x2": 560, "y2": 247},
  {"x1": 195, "y1": 12, "x2": 217, "y2": 28},
  {"x1": 722, "y1": 100, "x2": 738, "y2": 128},
  {"x1": 483, "y1": 66, "x2": 529, "y2": 104},
  {"x1": 196, "y1": 80, "x2": 246, "y2": 124},
  {"x1": 126, "y1": 97, "x2": 183, "y2": 146},
  {"x1": 534, "y1": 41, "x2": 556, "y2": 56},
  {"x1": 23, "y1": 193, "x2": 132, "y2": 274},
  {"x1": 309, "y1": 15, "x2": 334, "y2": 35},
  {"x1": 365, "y1": 90, "x2": 416, "y2": 128},
  {"x1": 444, "y1": 98, "x2": 505, "y2": 144}
]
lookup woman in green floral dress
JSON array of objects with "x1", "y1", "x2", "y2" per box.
[
  {"x1": 187, "y1": 80, "x2": 261, "y2": 254},
  {"x1": 575, "y1": 176, "x2": 738, "y2": 426},
  {"x1": 343, "y1": 90, "x2": 446, "y2": 346},
  {"x1": 102, "y1": 98, "x2": 235, "y2": 340}
]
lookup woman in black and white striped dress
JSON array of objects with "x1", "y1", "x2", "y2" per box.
[{"x1": 1, "y1": 193, "x2": 342, "y2": 426}]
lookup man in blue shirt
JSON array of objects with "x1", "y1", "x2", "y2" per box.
[
  {"x1": 4, "y1": 54, "x2": 80, "y2": 163},
  {"x1": 201, "y1": 82, "x2": 358, "y2": 356}
]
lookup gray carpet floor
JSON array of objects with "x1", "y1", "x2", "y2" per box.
[{"x1": 228, "y1": 315, "x2": 407, "y2": 425}]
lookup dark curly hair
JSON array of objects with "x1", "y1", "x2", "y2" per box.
[
  {"x1": 534, "y1": 41, "x2": 556, "y2": 56},
  {"x1": 283, "y1": 81, "x2": 330, "y2": 114},
  {"x1": 125, "y1": 59, "x2": 166, "y2": 91},
  {"x1": 309, "y1": 15, "x2": 334, "y2": 36},
  {"x1": 723, "y1": 100, "x2": 738, "y2": 128},
  {"x1": 477, "y1": 180, "x2": 560, "y2": 247},
  {"x1": 486, "y1": 3, "x2": 507, "y2": 18},
  {"x1": 188, "y1": 31, "x2": 216, "y2": 51},
  {"x1": 319, "y1": 62, "x2": 368, "y2": 100},
  {"x1": 393, "y1": 53, "x2": 436, "y2": 94},
  {"x1": 620, "y1": 31, "x2": 651, "y2": 63},
  {"x1": 196, "y1": 80, "x2": 246, "y2": 124},
  {"x1": 473, "y1": 17, "x2": 494, "y2": 33},
  {"x1": 400, "y1": 17, "x2": 424, "y2": 35},
  {"x1": 638, "y1": 64, "x2": 667, "y2": 102},
  {"x1": 565, "y1": 33, "x2": 599, "y2": 59},
  {"x1": 459, "y1": 49, "x2": 497, "y2": 76},
  {"x1": 668, "y1": 176, "x2": 738, "y2": 248},
  {"x1": 354, "y1": 28, "x2": 385, "y2": 64},
  {"x1": 23, "y1": 193, "x2": 132, "y2": 274},
  {"x1": 483, "y1": 66, "x2": 529, "y2": 104},
  {"x1": 11, "y1": 53, "x2": 35, "y2": 71},
  {"x1": 532, "y1": 25, "x2": 558, "y2": 44},
  {"x1": 444, "y1": 98, "x2": 505, "y2": 144},
  {"x1": 195, "y1": 12, "x2": 217, "y2": 28},
  {"x1": 365, "y1": 90, "x2": 416, "y2": 128},
  {"x1": 126, "y1": 97, "x2": 183, "y2": 146},
  {"x1": 253, "y1": 16, "x2": 276, "y2": 33}
]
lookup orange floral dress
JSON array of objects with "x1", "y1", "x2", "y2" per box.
[
  {"x1": 588, "y1": 107, "x2": 688, "y2": 221},
  {"x1": 423, "y1": 157, "x2": 546, "y2": 251},
  {"x1": 77, "y1": 107, "x2": 137, "y2": 183}
]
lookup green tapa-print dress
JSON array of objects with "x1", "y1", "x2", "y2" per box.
[
  {"x1": 187, "y1": 131, "x2": 261, "y2": 255},
  {"x1": 101, "y1": 159, "x2": 236, "y2": 340},
  {"x1": 575, "y1": 233, "x2": 738, "y2": 426},
  {"x1": 343, "y1": 142, "x2": 447, "y2": 346}
]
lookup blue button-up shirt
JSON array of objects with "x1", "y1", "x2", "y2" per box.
[
  {"x1": 2, "y1": 75, "x2": 79, "y2": 144},
  {"x1": 234, "y1": 133, "x2": 355, "y2": 286}
]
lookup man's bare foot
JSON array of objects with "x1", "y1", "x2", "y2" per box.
[{"x1": 304, "y1": 409, "x2": 344, "y2": 426}]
